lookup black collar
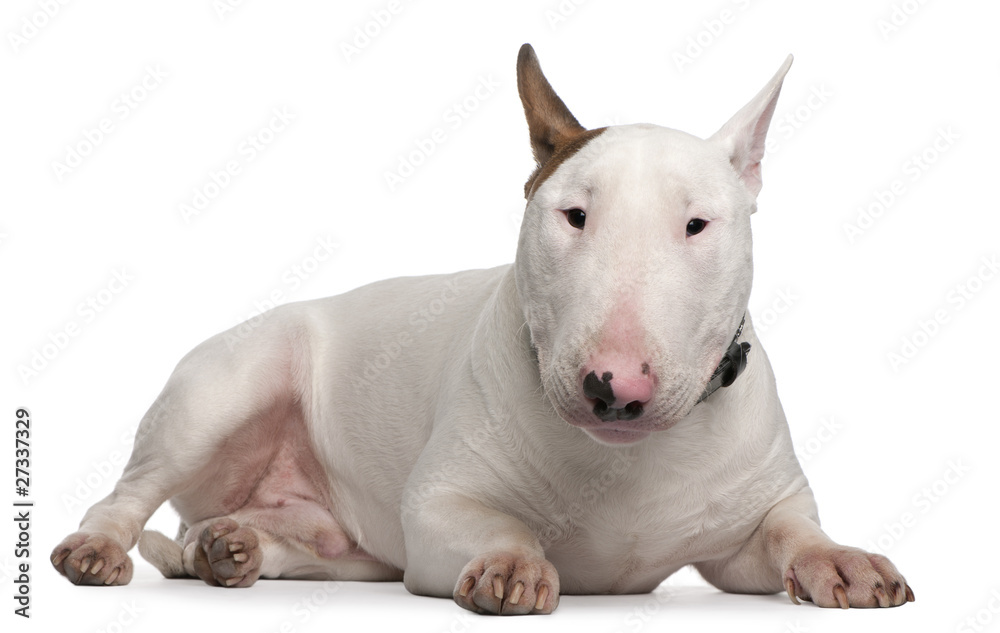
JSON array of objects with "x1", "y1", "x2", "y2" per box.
[{"x1": 696, "y1": 314, "x2": 751, "y2": 404}]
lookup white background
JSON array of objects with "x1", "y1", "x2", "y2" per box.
[{"x1": 2, "y1": 1, "x2": 999, "y2": 632}]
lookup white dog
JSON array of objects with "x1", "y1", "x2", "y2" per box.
[{"x1": 52, "y1": 44, "x2": 913, "y2": 614}]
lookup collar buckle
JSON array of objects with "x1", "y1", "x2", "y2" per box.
[{"x1": 696, "y1": 314, "x2": 751, "y2": 404}]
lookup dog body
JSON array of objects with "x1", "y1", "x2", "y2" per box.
[{"x1": 53, "y1": 45, "x2": 912, "y2": 614}]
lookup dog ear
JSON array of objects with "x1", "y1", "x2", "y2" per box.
[
  {"x1": 517, "y1": 43, "x2": 586, "y2": 168},
  {"x1": 711, "y1": 55, "x2": 793, "y2": 199}
]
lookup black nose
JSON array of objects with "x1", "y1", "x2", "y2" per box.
[{"x1": 583, "y1": 370, "x2": 644, "y2": 421}]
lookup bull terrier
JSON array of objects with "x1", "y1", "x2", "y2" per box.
[{"x1": 52, "y1": 44, "x2": 914, "y2": 614}]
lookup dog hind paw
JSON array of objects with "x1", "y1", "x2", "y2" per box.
[
  {"x1": 51, "y1": 532, "x2": 134, "y2": 586},
  {"x1": 192, "y1": 518, "x2": 263, "y2": 588}
]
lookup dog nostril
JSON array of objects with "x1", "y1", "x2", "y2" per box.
[
  {"x1": 591, "y1": 399, "x2": 644, "y2": 422},
  {"x1": 620, "y1": 401, "x2": 644, "y2": 421},
  {"x1": 583, "y1": 370, "x2": 648, "y2": 421},
  {"x1": 592, "y1": 399, "x2": 610, "y2": 417}
]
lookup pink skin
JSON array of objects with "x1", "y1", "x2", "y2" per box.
[
  {"x1": 582, "y1": 359, "x2": 656, "y2": 404},
  {"x1": 576, "y1": 298, "x2": 660, "y2": 444}
]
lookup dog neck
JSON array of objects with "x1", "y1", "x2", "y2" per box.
[{"x1": 696, "y1": 315, "x2": 751, "y2": 404}]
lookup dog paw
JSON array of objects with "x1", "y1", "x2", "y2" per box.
[
  {"x1": 454, "y1": 550, "x2": 559, "y2": 615},
  {"x1": 51, "y1": 532, "x2": 133, "y2": 586},
  {"x1": 192, "y1": 518, "x2": 263, "y2": 588},
  {"x1": 784, "y1": 545, "x2": 914, "y2": 608}
]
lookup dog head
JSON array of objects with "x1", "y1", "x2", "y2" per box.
[{"x1": 513, "y1": 44, "x2": 791, "y2": 445}]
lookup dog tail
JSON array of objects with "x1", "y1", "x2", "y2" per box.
[{"x1": 138, "y1": 529, "x2": 189, "y2": 578}]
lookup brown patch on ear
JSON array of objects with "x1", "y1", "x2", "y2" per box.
[
  {"x1": 517, "y1": 44, "x2": 608, "y2": 199},
  {"x1": 523, "y1": 127, "x2": 607, "y2": 199},
  {"x1": 517, "y1": 44, "x2": 591, "y2": 196}
]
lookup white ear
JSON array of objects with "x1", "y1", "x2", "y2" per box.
[{"x1": 711, "y1": 55, "x2": 792, "y2": 199}]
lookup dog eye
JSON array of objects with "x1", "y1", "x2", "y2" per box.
[
  {"x1": 686, "y1": 218, "x2": 707, "y2": 237},
  {"x1": 564, "y1": 208, "x2": 586, "y2": 229}
]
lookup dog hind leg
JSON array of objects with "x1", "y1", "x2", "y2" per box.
[{"x1": 51, "y1": 307, "x2": 312, "y2": 586}]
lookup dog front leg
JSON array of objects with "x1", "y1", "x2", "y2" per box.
[
  {"x1": 697, "y1": 488, "x2": 914, "y2": 608},
  {"x1": 402, "y1": 494, "x2": 559, "y2": 615}
]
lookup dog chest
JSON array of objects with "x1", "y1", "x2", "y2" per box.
[{"x1": 522, "y1": 442, "x2": 783, "y2": 593}]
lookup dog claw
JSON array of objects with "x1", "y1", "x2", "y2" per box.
[
  {"x1": 833, "y1": 584, "x2": 849, "y2": 609},
  {"x1": 508, "y1": 581, "x2": 524, "y2": 605},
  {"x1": 51, "y1": 549, "x2": 70, "y2": 568},
  {"x1": 535, "y1": 585, "x2": 549, "y2": 611},
  {"x1": 784, "y1": 577, "x2": 800, "y2": 605},
  {"x1": 889, "y1": 580, "x2": 902, "y2": 602},
  {"x1": 79, "y1": 558, "x2": 91, "y2": 574},
  {"x1": 455, "y1": 553, "x2": 559, "y2": 614},
  {"x1": 104, "y1": 568, "x2": 120, "y2": 586},
  {"x1": 224, "y1": 576, "x2": 242, "y2": 587},
  {"x1": 90, "y1": 559, "x2": 105, "y2": 575},
  {"x1": 874, "y1": 586, "x2": 890, "y2": 608},
  {"x1": 905, "y1": 585, "x2": 915, "y2": 602},
  {"x1": 459, "y1": 576, "x2": 474, "y2": 597},
  {"x1": 233, "y1": 553, "x2": 248, "y2": 563}
]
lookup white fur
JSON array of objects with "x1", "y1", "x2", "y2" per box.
[{"x1": 52, "y1": 49, "x2": 912, "y2": 613}]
